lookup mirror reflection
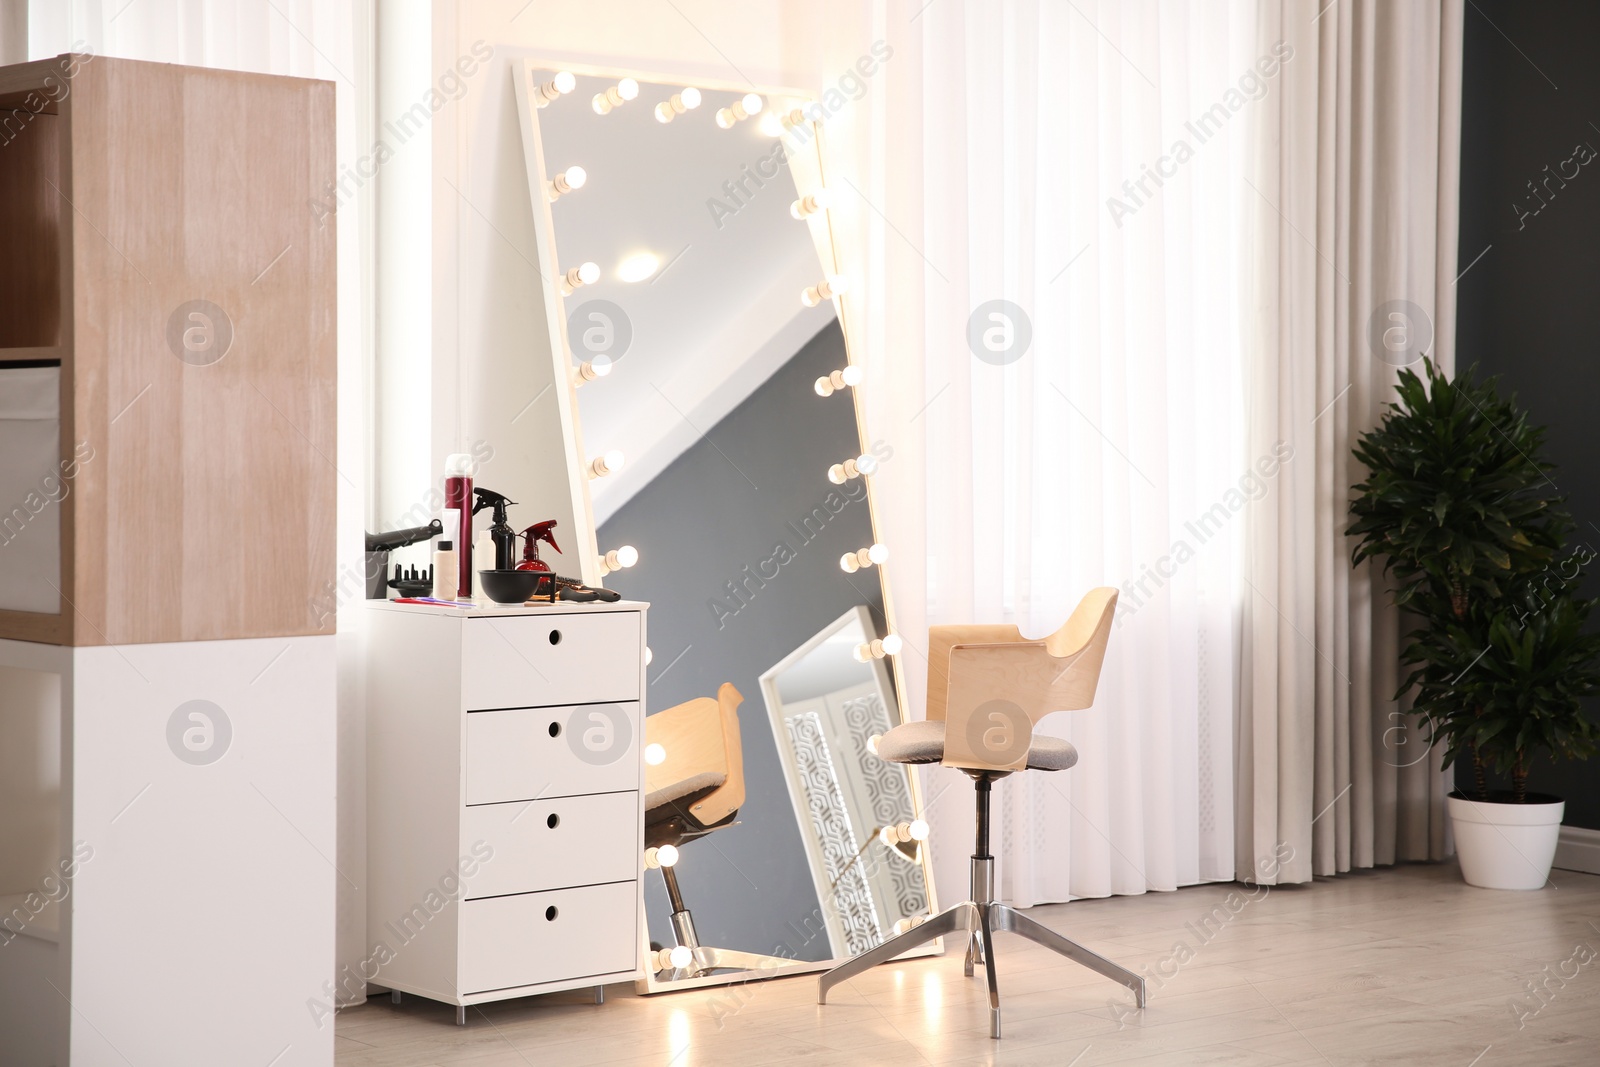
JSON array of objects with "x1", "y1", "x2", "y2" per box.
[{"x1": 521, "y1": 66, "x2": 934, "y2": 989}]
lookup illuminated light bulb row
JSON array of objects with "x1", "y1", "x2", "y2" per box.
[
  {"x1": 644, "y1": 844, "x2": 680, "y2": 869},
  {"x1": 802, "y1": 274, "x2": 850, "y2": 308},
  {"x1": 828, "y1": 452, "x2": 878, "y2": 484},
  {"x1": 655, "y1": 945, "x2": 694, "y2": 971},
  {"x1": 814, "y1": 365, "x2": 862, "y2": 397},
  {"x1": 588, "y1": 449, "x2": 626, "y2": 479},
  {"x1": 561, "y1": 261, "x2": 600, "y2": 295},
  {"x1": 878, "y1": 820, "x2": 930, "y2": 847},
  {"x1": 592, "y1": 77, "x2": 639, "y2": 114},
  {"x1": 599, "y1": 545, "x2": 639, "y2": 575},
  {"x1": 655, "y1": 87, "x2": 703, "y2": 123},
  {"x1": 791, "y1": 190, "x2": 831, "y2": 219},
  {"x1": 573, "y1": 356, "x2": 613, "y2": 387},
  {"x1": 854, "y1": 633, "x2": 904, "y2": 661},
  {"x1": 840, "y1": 543, "x2": 889, "y2": 573},
  {"x1": 644, "y1": 741, "x2": 665, "y2": 765},
  {"x1": 548, "y1": 166, "x2": 587, "y2": 202},
  {"x1": 535, "y1": 70, "x2": 576, "y2": 107},
  {"x1": 715, "y1": 93, "x2": 764, "y2": 129}
]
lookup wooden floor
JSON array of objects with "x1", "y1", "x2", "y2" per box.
[{"x1": 336, "y1": 863, "x2": 1600, "y2": 1066}]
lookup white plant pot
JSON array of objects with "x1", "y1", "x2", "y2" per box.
[{"x1": 1448, "y1": 793, "x2": 1564, "y2": 890}]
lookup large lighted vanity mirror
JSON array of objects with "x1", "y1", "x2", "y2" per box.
[{"x1": 515, "y1": 63, "x2": 937, "y2": 992}]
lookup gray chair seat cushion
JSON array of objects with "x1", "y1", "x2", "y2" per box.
[
  {"x1": 645, "y1": 770, "x2": 727, "y2": 814},
  {"x1": 875, "y1": 719, "x2": 1078, "y2": 772}
]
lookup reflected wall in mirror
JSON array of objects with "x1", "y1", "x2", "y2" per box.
[
  {"x1": 514, "y1": 62, "x2": 936, "y2": 992},
  {"x1": 761, "y1": 607, "x2": 931, "y2": 959}
]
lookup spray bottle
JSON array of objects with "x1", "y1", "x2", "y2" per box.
[
  {"x1": 471, "y1": 487, "x2": 518, "y2": 570},
  {"x1": 515, "y1": 520, "x2": 562, "y2": 573}
]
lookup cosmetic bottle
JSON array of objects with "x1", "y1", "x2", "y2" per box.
[
  {"x1": 516, "y1": 520, "x2": 562, "y2": 572},
  {"x1": 443, "y1": 453, "x2": 476, "y2": 598},
  {"x1": 432, "y1": 541, "x2": 457, "y2": 600},
  {"x1": 472, "y1": 529, "x2": 494, "y2": 600}
]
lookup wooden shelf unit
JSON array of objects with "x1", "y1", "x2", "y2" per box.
[{"x1": 0, "y1": 54, "x2": 336, "y2": 646}]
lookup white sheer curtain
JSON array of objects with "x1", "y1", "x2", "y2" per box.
[
  {"x1": 820, "y1": 1, "x2": 1265, "y2": 904},
  {"x1": 1236, "y1": 0, "x2": 1461, "y2": 883}
]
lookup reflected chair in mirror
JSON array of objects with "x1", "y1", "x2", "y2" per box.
[
  {"x1": 644, "y1": 682, "x2": 794, "y2": 980},
  {"x1": 817, "y1": 588, "x2": 1146, "y2": 1038}
]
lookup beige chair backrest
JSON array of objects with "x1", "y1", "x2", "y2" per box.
[
  {"x1": 934, "y1": 588, "x2": 1119, "y2": 772},
  {"x1": 645, "y1": 682, "x2": 746, "y2": 825}
]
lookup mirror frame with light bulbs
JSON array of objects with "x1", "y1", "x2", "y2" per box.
[
  {"x1": 511, "y1": 59, "x2": 938, "y2": 993},
  {"x1": 757, "y1": 605, "x2": 941, "y2": 966}
]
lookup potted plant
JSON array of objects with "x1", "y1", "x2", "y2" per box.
[{"x1": 1348, "y1": 360, "x2": 1600, "y2": 889}]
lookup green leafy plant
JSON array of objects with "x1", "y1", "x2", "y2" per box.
[{"x1": 1348, "y1": 360, "x2": 1600, "y2": 801}]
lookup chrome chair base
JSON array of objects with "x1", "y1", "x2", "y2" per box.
[
  {"x1": 817, "y1": 899, "x2": 1146, "y2": 1039},
  {"x1": 819, "y1": 796, "x2": 1146, "y2": 1040}
]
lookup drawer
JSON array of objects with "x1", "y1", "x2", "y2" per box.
[
  {"x1": 459, "y1": 881, "x2": 637, "y2": 993},
  {"x1": 466, "y1": 703, "x2": 640, "y2": 803},
  {"x1": 462, "y1": 612, "x2": 641, "y2": 710},
  {"x1": 463, "y1": 791, "x2": 640, "y2": 898}
]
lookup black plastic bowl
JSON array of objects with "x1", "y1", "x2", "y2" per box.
[{"x1": 479, "y1": 569, "x2": 546, "y2": 604}]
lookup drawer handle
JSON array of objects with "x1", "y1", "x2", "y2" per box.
[
  {"x1": 546, "y1": 812, "x2": 560, "y2": 829},
  {"x1": 548, "y1": 629, "x2": 562, "y2": 645},
  {"x1": 548, "y1": 721, "x2": 562, "y2": 738},
  {"x1": 545, "y1": 906, "x2": 559, "y2": 922}
]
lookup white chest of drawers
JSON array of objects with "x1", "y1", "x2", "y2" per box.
[{"x1": 365, "y1": 599, "x2": 647, "y2": 1016}]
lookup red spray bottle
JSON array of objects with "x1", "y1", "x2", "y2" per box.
[{"x1": 516, "y1": 521, "x2": 562, "y2": 572}]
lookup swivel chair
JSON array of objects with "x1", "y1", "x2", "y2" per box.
[
  {"x1": 644, "y1": 682, "x2": 792, "y2": 979},
  {"x1": 817, "y1": 588, "x2": 1146, "y2": 1037}
]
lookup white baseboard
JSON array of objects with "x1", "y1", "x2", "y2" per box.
[{"x1": 1553, "y1": 825, "x2": 1600, "y2": 875}]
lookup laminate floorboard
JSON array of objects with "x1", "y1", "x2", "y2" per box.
[{"x1": 336, "y1": 863, "x2": 1600, "y2": 1065}]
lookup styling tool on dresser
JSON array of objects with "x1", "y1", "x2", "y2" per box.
[
  {"x1": 515, "y1": 520, "x2": 562, "y2": 572},
  {"x1": 389, "y1": 563, "x2": 434, "y2": 598},
  {"x1": 364, "y1": 520, "x2": 443, "y2": 599},
  {"x1": 443, "y1": 454, "x2": 476, "y2": 597},
  {"x1": 553, "y1": 574, "x2": 622, "y2": 602},
  {"x1": 471, "y1": 487, "x2": 519, "y2": 570}
]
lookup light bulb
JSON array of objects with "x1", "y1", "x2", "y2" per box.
[
  {"x1": 802, "y1": 274, "x2": 850, "y2": 307},
  {"x1": 562, "y1": 262, "x2": 599, "y2": 294},
  {"x1": 908, "y1": 819, "x2": 930, "y2": 842},
  {"x1": 867, "y1": 733, "x2": 882, "y2": 755},
  {"x1": 879, "y1": 826, "x2": 898, "y2": 847},
  {"x1": 716, "y1": 108, "x2": 736, "y2": 130},
  {"x1": 657, "y1": 89, "x2": 702, "y2": 123},
  {"x1": 574, "y1": 356, "x2": 612, "y2": 386},
  {"x1": 742, "y1": 93, "x2": 763, "y2": 114},
  {"x1": 537, "y1": 70, "x2": 576, "y2": 106},
  {"x1": 657, "y1": 844, "x2": 679, "y2": 868},
  {"x1": 617, "y1": 252, "x2": 660, "y2": 283},
  {"x1": 645, "y1": 742, "x2": 666, "y2": 766},
  {"x1": 589, "y1": 450, "x2": 625, "y2": 478},
  {"x1": 592, "y1": 78, "x2": 640, "y2": 115},
  {"x1": 644, "y1": 646, "x2": 654, "y2": 666},
  {"x1": 616, "y1": 544, "x2": 639, "y2": 567},
  {"x1": 853, "y1": 642, "x2": 871, "y2": 662},
  {"x1": 868, "y1": 543, "x2": 889, "y2": 565},
  {"x1": 790, "y1": 190, "x2": 831, "y2": 219},
  {"x1": 840, "y1": 553, "x2": 861, "y2": 574},
  {"x1": 668, "y1": 945, "x2": 693, "y2": 969},
  {"x1": 759, "y1": 111, "x2": 783, "y2": 138},
  {"x1": 549, "y1": 166, "x2": 587, "y2": 201},
  {"x1": 855, "y1": 452, "x2": 877, "y2": 475},
  {"x1": 880, "y1": 633, "x2": 903, "y2": 656},
  {"x1": 841, "y1": 364, "x2": 862, "y2": 386},
  {"x1": 815, "y1": 377, "x2": 836, "y2": 397},
  {"x1": 618, "y1": 78, "x2": 639, "y2": 100}
]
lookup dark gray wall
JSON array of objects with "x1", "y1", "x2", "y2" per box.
[
  {"x1": 599, "y1": 318, "x2": 887, "y2": 959},
  {"x1": 1456, "y1": 0, "x2": 1600, "y2": 827}
]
